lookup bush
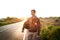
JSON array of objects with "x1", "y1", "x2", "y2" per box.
[
  {"x1": 40, "y1": 26, "x2": 60, "y2": 40},
  {"x1": 0, "y1": 22, "x2": 8, "y2": 26}
]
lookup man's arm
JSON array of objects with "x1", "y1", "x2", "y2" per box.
[
  {"x1": 22, "y1": 22, "x2": 25, "y2": 32},
  {"x1": 22, "y1": 21, "x2": 27, "y2": 32},
  {"x1": 37, "y1": 18, "x2": 41, "y2": 35},
  {"x1": 22, "y1": 18, "x2": 30, "y2": 32}
]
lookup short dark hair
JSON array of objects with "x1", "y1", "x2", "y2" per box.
[{"x1": 31, "y1": 9, "x2": 36, "y2": 13}]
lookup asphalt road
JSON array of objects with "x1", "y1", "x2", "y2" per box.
[{"x1": 0, "y1": 21, "x2": 24, "y2": 40}]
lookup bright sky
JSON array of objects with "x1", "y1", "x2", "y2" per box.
[{"x1": 0, "y1": 0, "x2": 60, "y2": 18}]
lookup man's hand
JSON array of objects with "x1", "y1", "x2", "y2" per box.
[
  {"x1": 22, "y1": 30, "x2": 24, "y2": 32},
  {"x1": 37, "y1": 35, "x2": 40, "y2": 38}
]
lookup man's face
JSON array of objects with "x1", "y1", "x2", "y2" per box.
[{"x1": 31, "y1": 11, "x2": 35, "y2": 16}]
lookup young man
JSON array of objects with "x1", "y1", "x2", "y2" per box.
[{"x1": 22, "y1": 9, "x2": 41, "y2": 40}]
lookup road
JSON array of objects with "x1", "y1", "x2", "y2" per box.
[{"x1": 0, "y1": 21, "x2": 25, "y2": 40}]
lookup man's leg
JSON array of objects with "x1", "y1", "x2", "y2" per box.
[
  {"x1": 23, "y1": 29, "x2": 29, "y2": 40},
  {"x1": 32, "y1": 32, "x2": 37, "y2": 40},
  {"x1": 28, "y1": 32, "x2": 33, "y2": 40}
]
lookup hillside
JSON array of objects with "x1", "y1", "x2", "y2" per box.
[
  {"x1": 39, "y1": 17, "x2": 60, "y2": 29},
  {"x1": 0, "y1": 17, "x2": 23, "y2": 26}
]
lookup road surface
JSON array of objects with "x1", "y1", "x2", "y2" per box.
[{"x1": 0, "y1": 21, "x2": 25, "y2": 40}]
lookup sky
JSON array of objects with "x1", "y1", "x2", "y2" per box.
[{"x1": 0, "y1": 0, "x2": 60, "y2": 18}]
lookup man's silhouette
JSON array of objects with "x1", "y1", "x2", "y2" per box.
[{"x1": 22, "y1": 9, "x2": 41, "y2": 40}]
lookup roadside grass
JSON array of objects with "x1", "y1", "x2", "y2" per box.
[{"x1": 40, "y1": 26, "x2": 60, "y2": 40}]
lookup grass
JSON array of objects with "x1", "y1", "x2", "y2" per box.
[{"x1": 40, "y1": 26, "x2": 60, "y2": 40}]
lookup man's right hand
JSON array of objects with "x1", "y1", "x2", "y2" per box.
[{"x1": 22, "y1": 30, "x2": 24, "y2": 32}]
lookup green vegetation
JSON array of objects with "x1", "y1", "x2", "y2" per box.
[
  {"x1": 0, "y1": 17, "x2": 23, "y2": 26},
  {"x1": 40, "y1": 26, "x2": 60, "y2": 40},
  {"x1": 39, "y1": 17, "x2": 60, "y2": 40}
]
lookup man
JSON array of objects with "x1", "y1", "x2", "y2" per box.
[{"x1": 22, "y1": 9, "x2": 41, "y2": 40}]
